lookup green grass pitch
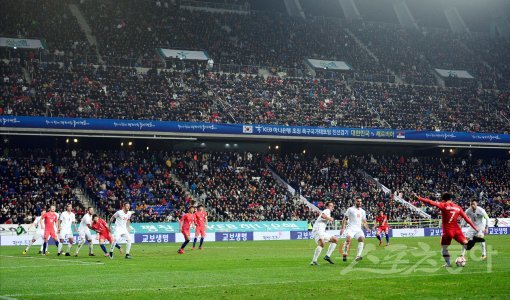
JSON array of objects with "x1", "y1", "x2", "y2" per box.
[{"x1": 1, "y1": 236, "x2": 509, "y2": 299}]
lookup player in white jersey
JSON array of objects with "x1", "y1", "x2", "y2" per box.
[
  {"x1": 74, "y1": 207, "x2": 95, "y2": 256},
  {"x1": 110, "y1": 202, "x2": 133, "y2": 259},
  {"x1": 23, "y1": 209, "x2": 46, "y2": 255},
  {"x1": 58, "y1": 204, "x2": 77, "y2": 256},
  {"x1": 340, "y1": 197, "x2": 370, "y2": 262},
  {"x1": 310, "y1": 201, "x2": 339, "y2": 266},
  {"x1": 461, "y1": 199, "x2": 490, "y2": 259}
]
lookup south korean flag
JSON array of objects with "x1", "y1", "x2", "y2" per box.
[{"x1": 243, "y1": 125, "x2": 253, "y2": 134}]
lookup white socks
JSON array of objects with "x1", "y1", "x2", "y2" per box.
[
  {"x1": 461, "y1": 241, "x2": 487, "y2": 257},
  {"x1": 25, "y1": 239, "x2": 35, "y2": 251},
  {"x1": 342, "y1": 241, "x2": 350, "y2": 255},
  {"x1": 357, "y1": 242, "x2": 364, "y2": 257},
  {"x1": 75, "y1": 240, "x2": 85, "y2": 253},
  {"x1": 57, "y1": 241, "x2": 63, "y2": 253},
  {"x1": 326, "y1": 243, "x2": 337, "y2": 257},
  {"x1": 126, "y1": 240, "x2": 132, "y2": 254},
  {"x1": 312, "y1": 246, "x2": 323, "y2": 262}
]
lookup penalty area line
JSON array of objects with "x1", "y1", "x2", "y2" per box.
[{"x1": 2, "y1": 270, "x2": 506, "y2": 297}]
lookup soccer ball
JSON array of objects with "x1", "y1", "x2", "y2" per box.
[{"x1": 455, "y1": 256, "x2": 466, "y2": 267}]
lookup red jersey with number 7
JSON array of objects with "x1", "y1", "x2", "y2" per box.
[{"x1": 417, "y1": 197, "x2": 477, "y2": 232}]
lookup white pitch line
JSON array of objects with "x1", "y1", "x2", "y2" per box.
[
  {"x1": 0, "y1": 255, "x2": 104, "y2": 265},
  {"x1": 1, "y1": 270, "x2": 506, "y2": 298},
  {"x1": 0, "y1": 296, "x2": 18, "y2": 300}
]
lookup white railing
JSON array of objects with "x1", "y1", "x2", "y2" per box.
[
  {"x1": 268, "y1": 168, "x2": 320, "y2": 213},
  {"x1": 357, "y1": 169, "x2": 432, "y2": 219}
]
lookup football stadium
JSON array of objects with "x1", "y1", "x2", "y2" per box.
[{"x1": 0, "y1": 0, "x2": 509, "y2": 299}]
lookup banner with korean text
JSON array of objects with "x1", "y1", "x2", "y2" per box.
[
  {"x1": 435, "y1": 68, "x2": 474, "y2": 79},
  {"x1": 158, "y1": 48, "x2": 209, "y2": 60},
  {"x1": 306, "y1": 59, "x2": 352, "y2": 70},
  {"x1": 0, "y1": 37, "x2": 47, "y2": 49},
  {"x1": 1, "y1": 116, "x2": 509, "y2": 145}
]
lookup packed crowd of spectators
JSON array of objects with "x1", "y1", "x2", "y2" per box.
[
  {"x1": 1, "y1": 0, "x2": 509, "y2": 91},
  {"x1": 347, "y1": 22, "x2": 510, "y2": 90},
  {"x1": 353, "y1": 82, "x2": 510, "y2": 132},
  {"x1": 416, "y1": 29, "x2": 500, "y2": 89},
  {"x1": 462, "y1": 35, "x2": 510, "y2": 90},
  {"x1": 81, "y1": 150, "x2": 191, "y2": 222},
  {"x1": 271, "y1": 154, "x2": 426, "y2": 222},
  {"x1": 0, "y1": 0, "x2": 95, "y2": 62},
  {"x1": 0, "y1": 148, "x2": 84, "y2": 225},
  {"x1": 0, "y1": 148, "x2": 320, "y2": 223},
  {"x1": 171, "y1": 151, "x2": 317, "y2": 221},
  {"x1": 208, "y1": 73, "x2": 380, "y2": 127},
  {"x1": 358, "y1": 155, "x2": 510, "y2": 218},
  {"x1": 2, "y1": 147, "x2": 508, "y2": 224},
  {"x1": 79, "y1": 0, "x2": 392, "y2": 80},
  {"x1": 1, "y1": 61, "x2": 381, "y2": 127},
  {"x1": 1, "y1": 60, "x2": 28, "y2": 116},
  {"x1": 22, "y1": 62, "x2": 225, "y2": 122},
  {"x1": 348, "y1": 22, "x2": 436, "y2": 86},
  {"x1": 273, "y1": 153, "x2": 509, "y2": 219},
  {"x1": 3, "y1": 61, "x2": 507, "y2": 133}
]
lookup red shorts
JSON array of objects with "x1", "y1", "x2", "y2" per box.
[
  {"x1": 195, "y1": 226, "x2": 206, "y2": 237},
  {"x1": 441, "y1": 229, "x2": 467, "y2": 246},
  {"x1": 181, "y1": 230, "x2": 190, "y2": 239},
  {"x1": 44, "y1": 229, "x2": 57, "y2": 240},
  {"x1": 99, "y1": 233, "x2": 114, "y2": 243},
  {"x1": 377, "y1": 226, "x2": 389, "y2": 233}
]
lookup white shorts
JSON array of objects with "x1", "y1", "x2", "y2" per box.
[
  {"x1": 32, "y1": 231, "x2": 43, "y2": 241},
  {"x1": 312, "y1": 230, "x2": 332, "y2": 244},
  {"x1": 465, "y1": 228, "x2": 484, "y2": 240},
  {"x1": 59, "y1": 229, "x2": 74, "y2": 240},
  {"x1": 114, "y1": 230, "x2": 131, "y2": 242},
  {"x1": 78, "y1": 229, "x2": 93, "y2": 241},
  {"x1": 345, "y1": 228, "x2": 365, "y2": 240}
]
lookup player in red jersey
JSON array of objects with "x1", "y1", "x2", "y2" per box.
[
  {"x1": 192, "y1": 205, "x2": 208, "y2": 250},
  {"x1": 413, "y1": 192, "x2": 478, "y2": 267},
  {"x1": 178, "y1": 206, "x2": 195, "y2": 254},
  {"x1": 373, "y1": 210, "x2": 390, "y2": 246},
  {"x1": 89, "y1": 214, "x2": 122, "y2": 259},
  {"x1": 40, "y1": 205, "x2": 60, "y2": 255}
]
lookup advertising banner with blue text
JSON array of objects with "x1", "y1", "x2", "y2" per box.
[{"x1": 2, "y1": 116, "x2": 509, "y2": 145}]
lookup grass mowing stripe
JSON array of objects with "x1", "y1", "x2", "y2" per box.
[
  {"x1": 1, "y1": 237, "x2": 508, "y2": 299},
  {"x1": 2, "y1": 270, "x2": 507, "y2": 297},
  {"x1": 0, "y1": 264, "x2": 101, "y2": 269},
  {"x1": 0, "y1": 255, "x2": 104, "y2": 265}
]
